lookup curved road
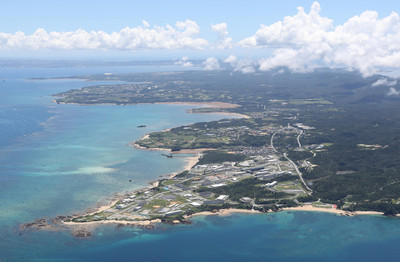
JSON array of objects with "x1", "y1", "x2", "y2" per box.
[
  {"x1": 270, "y1": 127, "x2": 286, "y2": 152},
  {"x1": 271, "y1": 127, "x2": 313, "y2": 194},
  {"x1": 296, "y1": 130, "x2": 303, "y2": 148},
  {"x1": 283, "y1": 152, "x2": 313, "y2": 193}
]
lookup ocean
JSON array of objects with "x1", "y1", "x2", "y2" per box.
[{"x1": 1, "y1": 65, "x2": 400, "y2": 261}]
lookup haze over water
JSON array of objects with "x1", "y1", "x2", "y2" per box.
[{"x1": 1, "y1": 65, "x2": 400, "y2": 261}]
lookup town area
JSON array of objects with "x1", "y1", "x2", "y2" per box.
[{"x1": 70, "y1": 121, "x2": 330, "y2": 224}]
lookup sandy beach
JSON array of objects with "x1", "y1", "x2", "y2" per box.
[
  {"x1": 282, "y1": 205, "x2": 383, "y2": 216},
  {"x1": 186, "y1": 208, "x2": 261, "y2": 219},
  {"x1": 63, "y1": 210, "x2": 259, "y2": 230},
  {"x1": 63, "y1": 219, "x2": 162, "y2": 227},
  {"x1": 212, "y1": 112, "x2": 250, "y2": 119},
  {"x1": 155, "y1": 101, "x2": 249, "y2": 119},
  {"x1": 86, "y1": 199, "x2": 120, "y2": 216},
  {"x1": 218, "y1": 208, "x2": 261, "y2": 215},
  {"x1": 184, "y1": 155, "x2": 200, "y2": 170},
  {"x1": 154, "y1": 101, "x2": 240, "y2": 109},
  {"x1": 62, "y1": 204, "x2": 387, "y2": 232},
  {"x1": 55, "y1": 100, "x2": 243, "y2": 110},
  {"x1": 186, "y1": 206, "x2": 385, "y2": 221}
]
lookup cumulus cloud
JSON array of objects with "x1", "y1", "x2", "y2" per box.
[
  {"x1": 387, "y1": 87, "x2": 400, "y2": 96},
  {"x1": 258, "y1": 47, "x2": 321, "y2": 72},
  {"x1": 235, "y1": 59, "x2": 256, "y2": 73},
  {"x1": 223, "y1": 55, "x2": 255, "y2": 73},
  {"x1": 371, "y1": 77, "x2": 400, "y2": 95},
  {"x1": 0, "y1": 20, "x2": 208, "y2": 50},
  {"x1": 174, "y1": 56, "x2": 193, "y2": 67},
  {"x1": 240, "y1": 1, "x2": 400, "y2": 76},
  {"x1": 224, "y1": 55, "x2": 237, "y2": 66},
  {"x1": 211, "y1": 22, "x2": 232, "y2": 49},
  {"x1": 241, "y1": 2, "x2": 332, "y2": 47},
  {"x1": 203, "y1": 57, "x2": 220, "y2": 70},
  {"x1": 3, "y1": 2, "x2": 400, "y2": 77},
  {"x1": 371, "y1": 78, "x2": 397, "y2": 87}
]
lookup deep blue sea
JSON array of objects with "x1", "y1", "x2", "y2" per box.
[{"x1": 1, "y1": 65, "x2": 400, "y2": 261}]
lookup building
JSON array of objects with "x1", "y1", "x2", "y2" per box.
[
  {"x1": 203, "y1": 200, "x2": 225, "y2": 205},
  {"x1": 240, "y1": 197, "x2": 253, "y2": 203},
  {"x1": 165, "y1": 210, "x2": 183, "y2": 217},
  {"x1": 265, "y1": 181, "x2": 277, "y2": 187},
  {"x1": 116, "y1": 204, "x2": 127, "y2": 209},
  {"x1": 190, "y1": 201, "x2": 202, "y2": 207},
  {"x1": 210, "y1": 183, "x2": 226, "y2": 188},
  {"x1": 216, "y1": 195, "x2": 229, "y2": 201},
  {"x1": 199, "y1": 191, "x2": 214, "y2": 198}
]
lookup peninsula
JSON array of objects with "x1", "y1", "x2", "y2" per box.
[{"x1": 22, "y1": 69, "x2": 400, "y2": 232}]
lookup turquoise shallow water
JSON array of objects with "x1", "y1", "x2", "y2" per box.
[
  {"x1": 6, "y1": 212, "x2": 400, "y2": 261},
  {"x1": 1, "y1": 66, "x2": 400, "y2": 261},
  {"x1": 0, "y1": 103, "x2": 232, "y2": 225}
]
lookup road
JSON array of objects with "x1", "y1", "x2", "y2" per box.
[
  {"x1": 271, "y1": 127, "x2": 313, "y2": 194},
  {"x1": 270, "y1": 127, "x2": 286, "y2": 152},
  {"x1": 283, "y1": 152, "x2": 313, "y2": 194},
  {"x1": 296, "y1": 130, "x2": 303, "y2": 148}
]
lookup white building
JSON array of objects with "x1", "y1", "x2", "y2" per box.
[{"x1": 216, "y1": 195, "x2": 229, "y2": 201}]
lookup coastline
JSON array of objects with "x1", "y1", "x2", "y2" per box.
[
  {"x1": 22, "y1": 203, "x2": 389, "y2": 235},
  {"x1": 54, "y1": 100, "x2": 238, "y2": 109},
  {"x1": 213, "y1": 112, "x2": 250, "y2": 119},
  {"x1": 60, "y1": 145, "x2": 203, "y2": 226},
  {"x1": 153, "y1": 101, "x2": 240, "y2": 109},
  {"x1": 184, "y1": 206, "x2": 385, "y2": 221},
  {"x1": 38, "y1": 99, "x2": 390, "y2": 234},
  {"x1": 282, "y1": 205, "x2": 383, "y2": 216},
  {"x1": 184, "y1": 155, "x2": 200, "y2": 170},
  {"x1": 64, "y1": 208, "x2": 261, "y2": 229},
  {"x1": 61, "y1": 202, "x2": 387, "y2": 232},
  {"x1": 62, "y1": 145, "x2": 388, "y2": 228},
  {"x1": 54, "y1": 100, "x2": 250, "y2": 119},
  {"x1": 130, "y1": 101, "x2": 249, "y2": 152},
  {"x1": 63, "y1": 219, "x2": 162, "y2": 227},
  {"x1": 186, "y1": 208, "x2": 262, "y2": 219}
]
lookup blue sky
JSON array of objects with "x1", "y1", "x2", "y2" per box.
[
  {"x1": 1, "y1": 0, "x2": 398, "y2": 38},
  {"x1": 1, "y1": 0, "x2": 400, "y2": 77}
]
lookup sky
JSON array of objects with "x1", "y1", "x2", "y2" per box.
[{"x1": 1, "y1": 0, "x2": 400, "y2": 76}]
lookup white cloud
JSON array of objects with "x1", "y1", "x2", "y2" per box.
[
  {"x1": 175, "y1": 56, "x2": 193, "y2": 67},
  {"x1": 203, "y1": 57, "x2": 220, "y2": 70},
  {"x1": 211, "y1": 22, "x2": 232, "y2": 49},
  {"x1": 240, "y1": 2, "x2": 332, "y2": 47},
  {"x1": 142, "y1": 20, "x2": 150, "y2": 28},
  {"x1": 240, "y1": 1, "x2": 400, "y2": 76},
  {"x1": 224, "y1": 55, "x2": 237, "y2": 66},
  {"x1": 224, "y1": 55, "x2": 255, "y2": 73},
  {"x1": 274, "y1": 68, "x2": 286, "y2": 75},
  {"x1": 0, "y1": 20, "x2": 209, "y2": 50},
  {"x1": 2, "y1": 2, "x2": 400, "y2": 77},
  {"x1": 237, "y1": 65, "x2": 255, "y2": 74},
  {"x1": 235, "y1": 58, "x2": 256, "y2": 73},
  {"x1": 211, "y1": 23, "x2": 228, "y2": 37},
  {"x1": 258, "y1": 46, "x2": 322, "y2": 73},
  {"x1": 387, "y1": 87, "x2": 400, "y2": 96},
  {"x1": 371, "y1": 78, "x2": 397, "y2": 87}
]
